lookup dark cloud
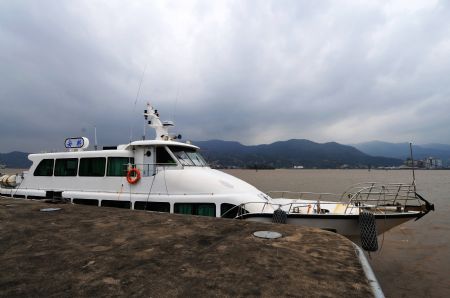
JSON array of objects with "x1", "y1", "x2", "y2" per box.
[{"x1": 1, "y1": 0, "x2": 449, "y2": 152}]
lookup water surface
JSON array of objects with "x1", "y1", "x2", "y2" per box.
[{"x1": 224, "y1": 169, "x2": 450, "y2": 297}]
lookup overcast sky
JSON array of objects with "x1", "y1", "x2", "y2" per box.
[{"x1": 1, "y1": 0, "x2": 449, "y2": 152}]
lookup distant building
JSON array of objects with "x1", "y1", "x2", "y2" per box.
[
  {"x1": 404, "y1": 157, "x2": 443, "y2": 169},
  {"x1": 404, "y1": 158, "x2": 422, "y2": 168},
  {"x1": 424, "y1": 157, "x2": 442, "y2": 169}
]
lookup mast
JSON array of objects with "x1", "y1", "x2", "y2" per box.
[
  {"x1": 94, "y1": 126, "x2": 98, "y2": 150},
  {"x1": 143, "y1": 103, "x2": 176, "y2": 141},
  {"x1": 409, "y1": 142, "x2": 416, "y2": 192}
]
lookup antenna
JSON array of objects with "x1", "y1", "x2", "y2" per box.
[
  {"x1": 409, "y1": 142, "x2": 416, "y2": 192},
  {"x1": 94, "y1": 126, "x2": 98, "y2": 150},
  {"x1": 129, "y1": 64, "x2": 148, "y2": 143},
  {"x1": 172, "y1": 87, "x2": 179, "y2": 123},
  {"x1": 142, "y1": 123, "x2": 146, "y2": 140}
]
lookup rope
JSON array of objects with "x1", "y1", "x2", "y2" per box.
[
  {"x1": 163, "y1": 166, "x2": 169, "y2": 195},
  {"x1": 143, "y1": 169, "x2": 157, "y2": 211},
  {"x1": 117, "y1": 183, "x2": 124, "y2": 200},
  {"x1": 11, "y1": 173, "x2": 24, "y2": 198}
]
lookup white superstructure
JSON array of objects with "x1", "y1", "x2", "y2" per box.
[{"x1": 1, "y1": 104, "x2": 272, "y2": 218}]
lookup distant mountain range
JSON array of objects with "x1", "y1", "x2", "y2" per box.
[
  {"x1": 353, "y1": 141, "x2": 450, "y2": 165},
  {"x1": 2, "y1": 140, "x2": 449, "y2": 169},
  {"x1": 0, "y1": 151, "x2": 31, "y2": 168},
  {"x1": 194, "y1": 139, "x2": 402, "y2": 168}
]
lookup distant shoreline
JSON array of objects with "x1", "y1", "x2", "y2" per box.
[{"x1": 2, "y1": 167, "x2": 449, "y2": 175}]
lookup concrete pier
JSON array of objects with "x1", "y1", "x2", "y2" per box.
[{"x1": 0, "y1": 197, "x2": 373, "y2": 297}]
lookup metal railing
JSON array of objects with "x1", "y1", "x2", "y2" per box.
[
  {"x1": 222, "y1": 200, "x2": 342, "y2": 219},
  {"x1": 262, "y1": 182, "x2": 428, "y2": 216},
  {"x1": 267, "y1": 191, "x2": 339, "y2": 201},
  {"x1": 127, "y1": 163, "x2": 177, "y2": 177},
  {"x1": 340, "y1": 182, "x2": 422, "y2": 214}
]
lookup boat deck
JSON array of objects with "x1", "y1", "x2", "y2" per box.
[{"x1": 0, "y1": 197, "x2": 373, "y2": 297}]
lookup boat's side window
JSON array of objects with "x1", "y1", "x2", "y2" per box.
[
  {"x1": 186, "y1": 151, "x2": 207, "y2": 166},
  {"x1": 168, "y1": 146, "x2": 208, "y2": 166},
  {"x1": 54, "y1": 158, "x2": 78, "y2": 176},
  {"x1": 107, "y1": 157, "x2": 134, "y2": 176},
  {"x1": 34, "y1": 159, "x2": 54, "y2": 176},
  {"x1": 79, "y1": 157, "x2": 106, "y2": 177},
  {"x1": 220, "y1": 203, "x2": 239, "y2": 218},
  {"x1": 101, "y1": 200, "x2": 131, "y2": 209},
  {"x1": 134, "y1": 201, "x2": 170, "y2": 212},
  {"x1": 73, "y1": 199, "x2": 99, "y2": 206},
  {"x1": 155, "y1": 147, "x2": 176, "y2": 165},
  {"x1": 174, "y1": 203, "x2": 216, "y2": 217}
]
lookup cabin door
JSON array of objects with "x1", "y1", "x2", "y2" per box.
[{"x1": 142, "y1": 147, "x2": 155, "y2": 176}]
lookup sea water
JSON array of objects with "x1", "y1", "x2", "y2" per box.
[{"x1": 224, "y1": 169, "x2": 450, "y2": 297}]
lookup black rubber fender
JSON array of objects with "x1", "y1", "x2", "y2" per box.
[
  {"x1": 359, "y1": 210, "x2": 378, "y2": 252},
  {"x1": 272, "y1": 208, "x2": 287, "y2": 224}
]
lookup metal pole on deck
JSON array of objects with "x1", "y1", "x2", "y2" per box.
[
  {"x1": 94, "y1": 126, "x2": 98, "y2": 151},
  {"x1": 409, "y1": 142, "x2": 416, "y2": 192}
]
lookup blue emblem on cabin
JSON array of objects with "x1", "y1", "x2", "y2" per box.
[{"x1": 65, "y1": 137, "x2": 85, "y2": 149}]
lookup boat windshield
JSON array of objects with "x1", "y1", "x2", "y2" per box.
[{"x1": 168, "y1": 146, "x2": 208, "y2": 166}]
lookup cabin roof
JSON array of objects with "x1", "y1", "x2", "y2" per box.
[
  {"x1": 28, "y1": 149, "x2": 132, "y2": 160},
  {"x1": 27, "y1": 140, "x2": 199, "y2": 160},
  {"x1": 125, "y1": 140, "x2": 199, "y2": 150}
]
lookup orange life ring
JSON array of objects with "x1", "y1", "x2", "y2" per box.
[{"x1": 126, "y1": 168, "x2": 141, "y2": 184}]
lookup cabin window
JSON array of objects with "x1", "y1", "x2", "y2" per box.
[
  {"x1": 101, "y1": 200, "x2": 131, "y2": 209},
  {"x1": 79, "y1": 157, "x2": 106, "y2": 177},
  {"x1": 134, "y1": 201, "x2": 170, "y2": 212},
  {"x1": 107, "y1": 157, "x2": 134, "y2": 176},
  {"x1": 168, "y1": 146, "x2": 207, "y2": 166},
  {"x1": 186, "y1": 151, "x2": 207, "y2": 166},
  {"x1": 156, "y1": 147, "x2": 176, "y2": 165},
  {"x1": 54, "y1": 158, "x2": 78, "y2": 176},
  {"x1": 174, "y1": 203, "x2": 216, "y2": 217},
  {"x1": 34, "y1": 159, "x2": 54, "y2": 176},
  {"x1": 221, "y1": 203, "x2": 248, "y2": 217},
  {"x1": 221, "y1": 203, "x2": 239, "y2": 218},
  {"x1": 73, "y1": 199, "x2": 98, "y2": 206}
]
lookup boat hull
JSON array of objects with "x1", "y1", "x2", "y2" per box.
[{"x1": 240, "y1": 212, "x2": 419, "y2": 238}]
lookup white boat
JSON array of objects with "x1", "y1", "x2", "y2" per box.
[{"x1": 0, "y1": 103, "x2": 434, "y2": 247}]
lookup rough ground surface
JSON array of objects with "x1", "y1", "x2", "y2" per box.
[{"x1": 0, "y1": 197, "x2": 373, "y2": 297}]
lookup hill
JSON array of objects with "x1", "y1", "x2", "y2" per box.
[
  {"x1": 0, "y1": 151, "x2": 31, "y2": 168},
  {"x1": 353, "y1": 141, "x2": 450, "y2": 165},
  {"x1": 194, "y1": 139, "x2": 402, "y2": 168},
  {"x1": 1, "y1": 139, "x2": 405, "y2": 169}
]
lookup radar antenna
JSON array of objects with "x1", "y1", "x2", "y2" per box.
[{"x1": 143, "y1": 103, "x2": 181, "y2": 141}]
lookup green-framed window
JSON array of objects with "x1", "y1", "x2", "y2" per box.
[
  {"x1": 174, "y1": 203, "x2": 216, "y2": 217},
  {"x1": 54, "y1": 158, "x2": 78, "y2": 176},
  {"x1": 34, "y1": 159, "x2": 54, "y2": 176},
  {"x1": 107, "y1": 157, "x2": 134, "y2": 176},
  {"x1": 79, "y1": 157, "x2": 106, "y2": 177}
]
